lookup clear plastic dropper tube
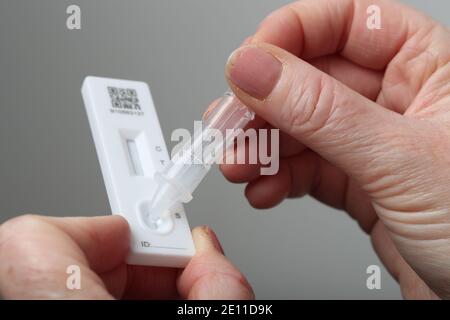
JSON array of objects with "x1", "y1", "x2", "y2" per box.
[{"x1": 146, "y1": 91, "x2": 254, "y2": 225}]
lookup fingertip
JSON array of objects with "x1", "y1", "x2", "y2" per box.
[
  {"x1": 177, "y1": 226, "x2": 254, "y2": 300},
  {"x1": 220, "y1": 136, "x2": 263, "y2": 183},
  {"x1": 202, "y1": 99, "x2": 221, "y2": 120},
  {"x1": 91, "y1": 215, "x2": 131, "y2": 250},
  {"x1": 245, "y1": 162, "x2": 290, "y2": 209},
  {"x1": 109, "y1": 215, "x2": 131, "y2": 237},
  {"x1": 220, "y1": 163, "x2": 261, "y2": 183},
  {"x1": 226, "y1": 44, "x2": 282, "y2": 100},
  {"x1": 242, "y1": 35, "x2": 253, "y2": 46},
  {"x1": 192, "y1": 225, "x2": 224, "y2": 255}
]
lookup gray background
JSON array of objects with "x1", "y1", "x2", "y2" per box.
[{"x1": 0, "y1": 0, "x2": 448, "y2": 299}]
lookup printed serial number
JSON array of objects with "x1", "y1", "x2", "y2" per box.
[
  {"x1": 177, "y1": 304, "x2": 273, "y2": 318},
  {"x1": 221, "y1": 304, "x2": 273, "y2": 316}
]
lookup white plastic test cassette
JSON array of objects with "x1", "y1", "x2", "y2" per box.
[{"x1": 81, "y1": 76, "x2": 195, "y2": 267}]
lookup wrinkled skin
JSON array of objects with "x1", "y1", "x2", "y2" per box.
[
  {"x1": 220, "y1": 0, "x2": 450, "y2": 299},
  {"x1": 1, "y1": 0, "x2": 450, "y2": 300}
]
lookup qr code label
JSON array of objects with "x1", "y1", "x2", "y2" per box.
[{"x1": 107, "y1": 86, "x2": 143, "y2": 116}]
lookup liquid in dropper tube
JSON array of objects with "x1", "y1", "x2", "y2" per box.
[{"x1": 145, "y1": 91, "x2": 254, "y2": 226}]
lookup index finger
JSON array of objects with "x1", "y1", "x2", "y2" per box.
[{"x1": 251, "y1": 0, "x2": 434, "y2": 70}]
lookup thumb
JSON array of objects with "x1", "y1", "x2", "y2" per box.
[
  {"x1": 177, "y1": 226, "x2": 254, "y2": 300},
  {"x1": 225, "y1": 44, "x2": 413, "y2": 187}
]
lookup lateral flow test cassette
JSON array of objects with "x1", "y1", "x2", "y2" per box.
[{"x1": 82, "y1": 76, "x2": 254, "y2": 267}]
